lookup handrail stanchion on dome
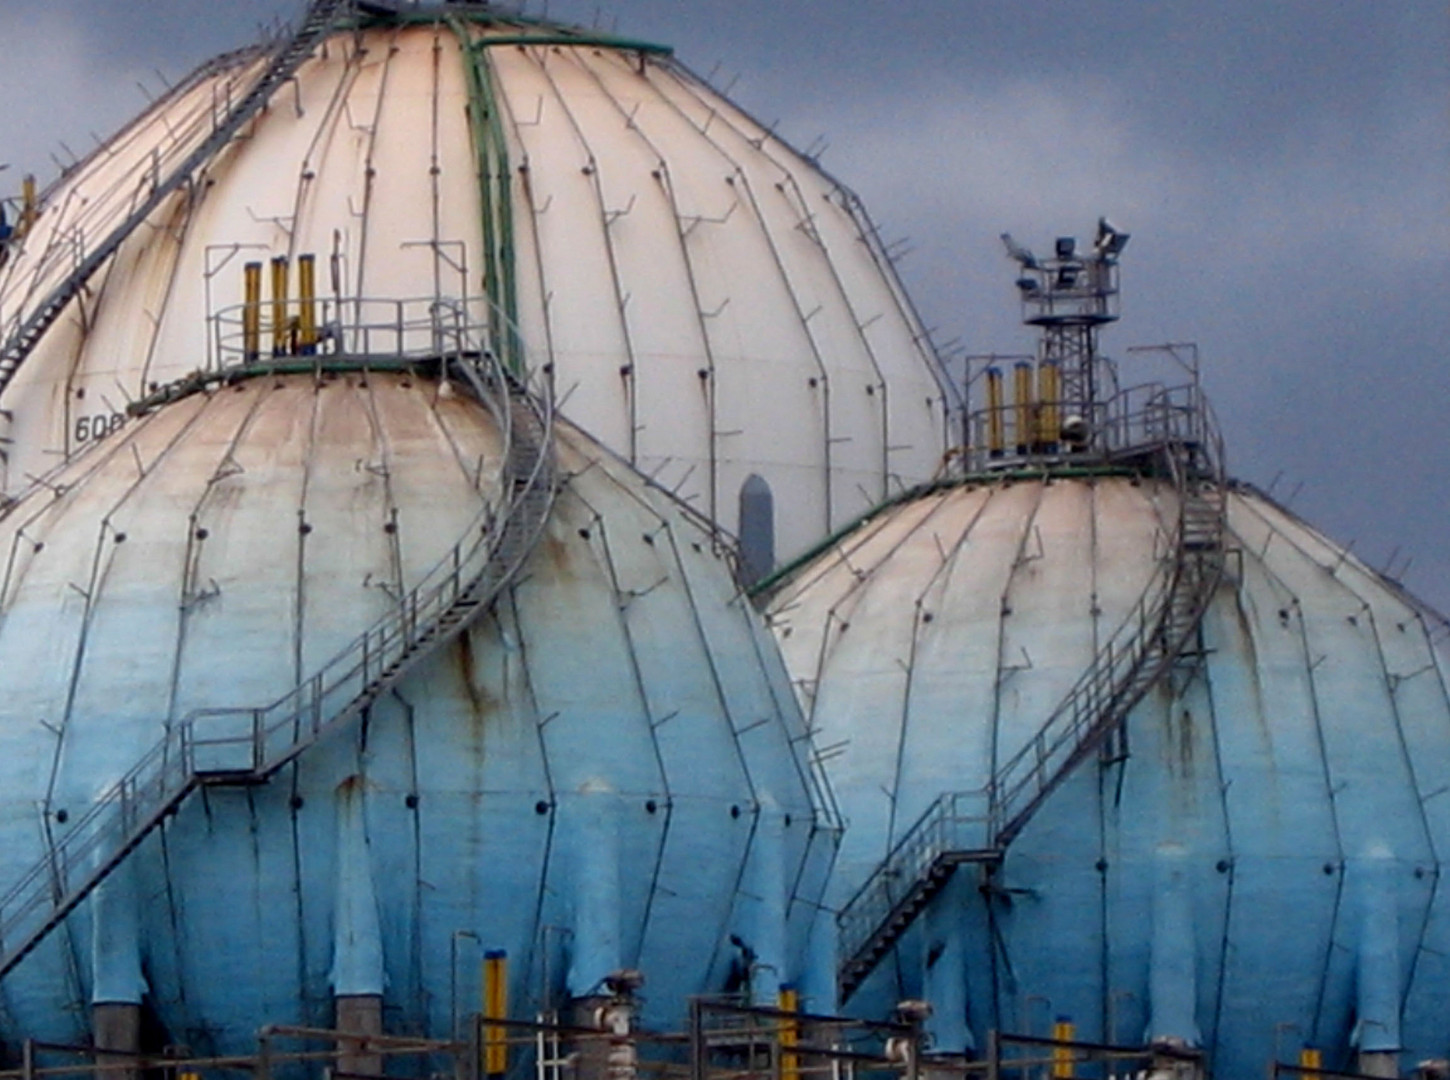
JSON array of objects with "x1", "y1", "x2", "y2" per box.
[
  {"x1": 837, "y1": 233, "x2": 1229, "y2": 1002},
  {"x1": 0, "y1": 295, "x2": 558, "y2": 983}
]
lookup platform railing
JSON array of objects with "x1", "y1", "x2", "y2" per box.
[
  {"x1": 208, "y1": 294, "x2": 500, "y2": 370},
  {"x1": 0, "y1": 317, "x2": 556, "y2": 983},
  {"x1": 838, "y1": 378, "x2": 1227, "y2": 1000}
]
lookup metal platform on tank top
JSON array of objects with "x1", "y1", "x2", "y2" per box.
[
  {"x1": 0, "y1": 351, "x2": 556, "y2": 982},
  {"x1": 836, "y1": 388, "x2": 1228, "y2": 1001}
]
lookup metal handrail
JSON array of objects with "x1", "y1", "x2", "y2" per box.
[
  {"x1": 837, "y1": 378, "x2": 1228, "y2": 999},
  {"x1": 960, "y1": 380, "x2": 1212, "y2": 474},
  {"x1": 0, "y1": 333, "x2": 556, "y2": 981},
  {"x1": 208, "y1": 294, "x2": 499, "y2": 369},
  {"x1": 0, "y1": 0, "x2": 352, "y2": 400}
]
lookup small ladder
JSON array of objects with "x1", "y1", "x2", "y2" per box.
[
  {"x1": 0, "y1": 0, "x2": 351, "y2": 401},
  {"x1": 836, "y1": 393, "x2": 1228, "y2": 1001},
  {"x1": 0, "y1": 355, "x2": 555, "y2": 983}
]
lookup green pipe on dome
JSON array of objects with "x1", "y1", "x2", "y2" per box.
[{"x1": 449, "y1": 16, "x2": 523, "y2": 375}]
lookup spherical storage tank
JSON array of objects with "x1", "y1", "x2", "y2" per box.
[
  {"x1": 0, "y1": 4, "x2": 950, "y2": 574},
  {"x1": 767, "y1": 376, "x2": 1450, "y2": 1070},
  {"x1": 0, "y1": 366, "x2": 834, "y2": 1052}
]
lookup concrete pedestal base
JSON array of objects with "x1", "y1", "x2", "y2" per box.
[
  {"x1": 92, "y1": 1002, "x2": 140, "y2": 1080},
  {"x1": 1359, "y1": 1051, "x2": 1400, "y2": 1079},
  {"x1": 335, "y1": 994, "x2": 384, "y2": 1077}
]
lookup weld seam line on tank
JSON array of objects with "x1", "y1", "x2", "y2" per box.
[
  {"x1": 428, "y1": 26, "x2": 448, "y2": 304},
  {"x1": 285, "y1": 376, "x2": 329, "y2": 1020},
  {"x1": 1, "y1": 52, "x2": 258, "y2": 339},
  {"x1": 280, "y1": 27, "x2": 368, "y2": 267},
  {"x1": 1235, "y1": 494, "x2": 1441, "y2": 1022},
  {"x1": 736, "y1": 519, "x2": 838, "y2": 830},
  {"x1": 810, "y1": 479, "x2": 970, "y2": 630},
  {"x1": 352, "y1": 24, "x2": 405, "y2": 302},
  {"x1": 383, "y1": 685, "x2": 426, "y2": 1028},
  {"x1": 1232, "y1": 480, "x2": 1450, "y2": 631},
  {"x1": 574, "y1": 52, "x2": 719, "y2": 497},
  {"x1": 805, "y1": 502, "x2": 925, "y2": 700},
  {"x1": 291, "y1": 370, "x2": 323, "y2": 689},
  {"x1": 1247, "y1": 517, "x2": 1345, "y2": 1046},
  {"x1": 538, "y1": 51, "x2": 641, "y2": 465},
  {"x1": 722, "y1": 491, "x2": 831, "y2": 921},
  {"x1": 1089, "y1": 476, "x2": 1115, "y2": 1042},
  {"x1": 55, "y1": 192, "x2": 149, "y2": 439},
  {"x1": 131, "y1": 162, "x2": 205, "y2": 397},
  {"x1": 639, "y1": 60, "x2": 838, "y2": 536},
  {"x1": 359, "y1": 373, "x2": 406, "y2": 599},
  {"x1": 653, "y1": 54, "x2": 896, "y2": 518},
  {"x1": 987, "y1": 481, "x2": 1049, "y2": 850},
  {"x1": 590, "y1": 511, "x2": 673, "y2": 965},
  {"x1": 426, "y1": 358, "x2": 495, "y2": 489},
  {"x1": 658, "y1": 52, "x2": 957, "y2": 423},
  {"x1": 0, "y1": 81, "x2": 216, "y2": 318},
  {"x1": 656, "y1": 497, "x2": 768, "y2": 989},
  {"x1": 882, "y1": 485, "x2": 998, "y2": 855},
  {"x1": 752, "y1": 466, "x2": 1145, "y2": 602},
  {"x1": 46, "y1": 387, "x2": 226, "y2": 799},
  {"x1": 480, "y1": 45, "x2": 635, "y2": 440},
  {"x1": 41, "y1": 386, "x2": 223, "y2": 1030},
  {"x1": 567, "y1": 56, "x2": 732, "y2": 527},
  {"x1": 167, "y1": 377, "x2": 276, "y2": 721},
  {"x1": 14, "y1": 42, "x2": 258, "y2": 228},
  {"x1": 1208, "y1": 517, "x2": 1335, "y2": 1045},
  {"x1": 1359, "y1": 601, "x2": 1439, "y2": 1032},
  {"x1": 1398, "y1": 606, "x2": 1450, "y2": 1023},
  {"x1": 1238, "y1": 495, "x2": 1436, "y2": 851},
  {"x1": 506, "y1": 576, "x2": 562, "y2": 1014},
  {"x1": 645, "y1": 69, "x2": 837, "y2": 535},
  {"x1": 0, "y1": 399, "x2": 183, "y2": 609},
  {"x1": 1194, "y1": 556, "x2": 1240, "y2": 1062}
]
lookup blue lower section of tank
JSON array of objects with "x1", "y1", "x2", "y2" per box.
[{"x1": 800, "y1": 482, "x2": 1450, "y2": 1076}]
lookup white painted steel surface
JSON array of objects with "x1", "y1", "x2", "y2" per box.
[
  {"x1": 766, "y1": 475, "x2": 1450, "y2": 1074},
  {"x1": 0, "y1": 21, "x2": 949, "y2": 568},
  {"x1": 0, "y1": 372, "x2": 833, "y2": 1045}
]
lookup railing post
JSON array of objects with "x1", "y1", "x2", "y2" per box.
[{"x1": 253, "y1": 709, "x2": 265, "y2": 771}]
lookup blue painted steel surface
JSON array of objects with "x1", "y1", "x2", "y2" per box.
[
  {"x1": 768, "y1": 476, "x2": 1450, "y2": 1077},
  {"x1": 0, "y1": 374, "x2": 834, "y2": 1052}
]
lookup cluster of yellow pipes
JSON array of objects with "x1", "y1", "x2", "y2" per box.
[
  {"x1": 242, "y1": 254, "x2": 319, "y2": 361},
  {"x1": 984, "y1": 359, "x2": 1062, "y2": 456}
]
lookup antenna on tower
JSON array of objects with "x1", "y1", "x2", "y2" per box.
[{"x1": 1006, "y1": 217, "x2": 1129, "y2": 447}]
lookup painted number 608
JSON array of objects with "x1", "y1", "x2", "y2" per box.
[{"x1": 74, "y1": 412, "x2": 125, "y2": 444}]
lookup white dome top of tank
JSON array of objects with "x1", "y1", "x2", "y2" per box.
[
  {"x1": 0, "y1": 5, "x2": 950, "y2": 572},
  {"x1": 0, "y1": 368, "x2": 834, "y2": 1047},
  {"x1": 766, "y1": 471, "x2": 1450, "y2": 1075}
]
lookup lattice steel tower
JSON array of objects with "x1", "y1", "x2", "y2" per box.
[{"x1": 1001, "y1": 218, "x2": 1129, "y2": 449}]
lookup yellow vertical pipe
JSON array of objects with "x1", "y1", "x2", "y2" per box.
[
  {"x1": 1298, "y1": 1047, "x2": 1322, "y2": 1076},
  {"x1": 19, "y1": 174, "x2": 36, "y2": 237},
  {"x1": 270, "y1": 256, "x2": 289, "y2": 357},
  {"x1": 779, "y1": 987, "x2": 800, "y2": 1080},
  {"x1": 242, "y1": 261, "x2": 262, "y2": 363},
  {"x1": 1051, "y1": 1017, "x2": 1075, "y2": 1079},
  {"x1": 985, "y1": 367, "x2": 1005, "y2": 457},
  {"x1": 297, "y1": 253, "x2": 318, "y2": 354},
  {"x1": 1013, "y1": 361, "x2": 1033, "y2": 454},
  {"x1": 1038, "y1": 360, "x2": 1060, "y2": 450},
  {"x1": 483, "y1": 950, "x2": 508, "y2": 1077}
]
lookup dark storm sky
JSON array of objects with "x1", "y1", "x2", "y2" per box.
[{"x1": 1, "y1": 1, "x2": 1447, "y2": 609}]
